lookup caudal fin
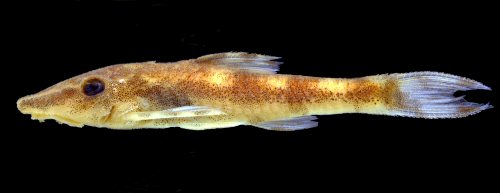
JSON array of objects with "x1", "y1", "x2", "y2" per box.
[{"x1": 388, "y1": 72, "x2": 492, "y2": 118}]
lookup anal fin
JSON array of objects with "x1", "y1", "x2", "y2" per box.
[{"x1": 253, "y1": 116, "x2": 318, "y2": 131}]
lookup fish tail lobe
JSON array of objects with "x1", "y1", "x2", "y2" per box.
[{"x1": 384, "y1": 72, "x2": 492, "y2": 118}]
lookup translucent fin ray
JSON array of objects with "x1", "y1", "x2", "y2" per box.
[
  {"x1": 124, "y1": 106, "x2": 226, "y2": 121},
  {"x1": 195, "y1": 52, "x2": 281, "y2": 74},
  {"x1": 389, "y1": 72, "x2": 492, "y2": 119},
  {"x1": 253, "y1": 116, "x2": 318, "y2": 131}
]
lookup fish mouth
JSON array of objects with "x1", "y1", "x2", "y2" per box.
[
  {"x1": 30, "y1": 113, "x2": 84, "y2": 128},
  {"x1": 18, "y1": 96, "x2": 85, "y2": 127}
]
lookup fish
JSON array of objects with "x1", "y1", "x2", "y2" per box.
[{"x1": 17, "y1": 52, "x2": 493, "y2": 131}]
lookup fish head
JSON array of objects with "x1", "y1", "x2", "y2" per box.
[{"x1": 17, "y1": 64, "x2": 147, "y2": 128}]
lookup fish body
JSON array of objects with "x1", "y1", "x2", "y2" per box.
[{"x1": 17, "y1": 53, "x2": 492, "y2": 131}]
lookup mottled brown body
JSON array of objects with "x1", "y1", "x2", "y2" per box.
[{"x1": 88, "y1": 61, "x2": 397, "y2": 129}]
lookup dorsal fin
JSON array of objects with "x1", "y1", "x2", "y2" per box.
[{"x1": 194, "y1": 52, "x2": 282, "y2": 74}]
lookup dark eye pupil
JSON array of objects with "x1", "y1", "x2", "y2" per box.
[{"x1": 84, "y1": 79, "x2": 105, "y2": 96}]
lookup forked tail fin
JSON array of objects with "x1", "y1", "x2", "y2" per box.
[{"x1": 387, "y1": 72, "x2": 492, "y2": 118}]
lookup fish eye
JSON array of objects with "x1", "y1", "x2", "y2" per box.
[{"x1": 83, "y1": 79, "x2": 105, "y2": 96}]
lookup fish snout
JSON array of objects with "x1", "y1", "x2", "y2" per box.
[
  {"x1": 17, "y1": 94, "x2": 84, "y2": 127},
  {"x1": 17, "y1": 96, "x2": 32, "y2": 114},
  {"x1": 16, "y1": 95, "x2": 51, "y2": 115}
]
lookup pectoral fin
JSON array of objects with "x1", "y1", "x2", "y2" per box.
[
  {"x1": 253, "y1": 116, "x2": 318, "y2": 131},
  {"x1": 124, "y1": 106, "x2": 226, "y2": 121}
]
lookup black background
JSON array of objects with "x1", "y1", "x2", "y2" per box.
[{"x1": 6, "y1": 1, "x2": 497, "y2": 192}]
